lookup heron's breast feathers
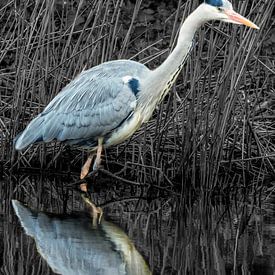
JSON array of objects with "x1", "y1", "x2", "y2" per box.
[{"x1": 105, "y1": 110, "x2": 143, "y2": 147}]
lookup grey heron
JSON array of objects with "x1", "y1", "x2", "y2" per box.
[{"x1": 15, "y1": 0, "x2": 259, "y2": 182}]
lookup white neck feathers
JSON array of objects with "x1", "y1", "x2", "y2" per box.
[{"x1": 138, "y1": 5, "x2": 206, "y2": 120}]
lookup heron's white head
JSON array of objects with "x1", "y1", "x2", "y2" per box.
[{"x1": 201, "y1": 0, "x2": 259, "y2": 29}]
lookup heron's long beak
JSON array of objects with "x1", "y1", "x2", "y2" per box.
[{"x1": 224, "y1": 10, "x2": 259, "y2": 29}]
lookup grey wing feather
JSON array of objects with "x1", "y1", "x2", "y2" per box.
[{"x1": 15, "y1": 60, "x2": 149, "y2": 150}]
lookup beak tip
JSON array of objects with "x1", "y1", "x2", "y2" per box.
[
  {"x1": 225, "y1": 10, "x2": 260, "y2": 31},
  {"x1": 252, "y1": 25, "x2": 260, "y2": 30}
]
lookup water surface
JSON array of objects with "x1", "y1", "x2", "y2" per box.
[{"x1": 0, "y1": 172, "x2": 274, "y2": 274}]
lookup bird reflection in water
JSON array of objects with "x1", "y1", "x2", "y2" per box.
[{"x1": 12, "y1": 197, "x2": 151, "y2": 275}]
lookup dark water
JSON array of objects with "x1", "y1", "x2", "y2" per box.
[{"x1": 0, "y1": 172, "x2": 274, "y2": 274}]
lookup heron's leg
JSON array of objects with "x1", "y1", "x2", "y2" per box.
[
  {"x1": 93, "y1": 137, "x2": 104, "y2": 171},
  {"x1": 80, "y1": 138, "x2": 104, "y2": 191},
  {"x1": 80, "y1": 153, "x2": 95, "y2": 180}
]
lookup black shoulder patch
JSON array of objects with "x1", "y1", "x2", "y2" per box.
[{"x1": 128, "y1": 78, "x2": 140, "y2": 96}]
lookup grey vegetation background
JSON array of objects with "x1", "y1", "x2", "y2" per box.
[
  {"x1": 0, "y1": 0, "x2": 275, "y2": 274},
  {"x1": 1, "y1": 0, "x2": 274, "y2": 189}
]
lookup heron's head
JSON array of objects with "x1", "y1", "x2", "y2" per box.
[{"x1": 201, "y1": 0, "x2": 259, "y2": 29}]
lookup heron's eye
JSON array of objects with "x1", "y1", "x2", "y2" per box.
[{"x1": 217, "y1": 7, "x2": 223, "y2": 12}]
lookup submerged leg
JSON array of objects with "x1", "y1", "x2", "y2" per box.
[{"x1": 80, "y1": 153, "x2": 95, "y2": 180}]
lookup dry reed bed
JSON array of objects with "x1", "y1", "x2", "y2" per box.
[{"x1": 0, "y1": 0, "x2": 274, "y2": 195}]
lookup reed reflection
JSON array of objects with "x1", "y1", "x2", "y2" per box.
[{"x1": 2, "y1": 174, "x2": 275, "y2": 274}]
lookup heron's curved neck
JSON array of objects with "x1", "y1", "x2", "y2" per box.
[
  {"x1": 156, "y1": 9, "x2": 204, "y2": 76},
  {"x1": 140, "y1": 5, "x2": 205, "y2": 115}
]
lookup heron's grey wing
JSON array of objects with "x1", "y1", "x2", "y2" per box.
[
  {"x1": 15, "y1": 60, "x2": 149, "y2": 150},
  {"x1": 43, "y1": 77, "x2": 138, "y2": 142}
]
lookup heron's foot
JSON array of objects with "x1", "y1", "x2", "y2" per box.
[
  {"x1": 81, "y1": 193, "x2": 103, "y2": 225},
  {"x1": 92, "y1": 162, "x2": 104, "y2": 172},
  {"x1": 80, "y1": 183, "x2": 88, "y2": 193},
  {"x1": 79, "y1": 165, "x2": 103, "y2": 193},
  {"x1": 80, "y1": 152, "x2": 103, "y2": 180},
  {"x1": 85, "y1": 161, "x2": 103, "y2": 179},
  {"x1": 79, "y1": 175, "x2": 97, "y2": 193},
  {"x1": 87, "y1": 167, "x2": 98, "y2": 178}
]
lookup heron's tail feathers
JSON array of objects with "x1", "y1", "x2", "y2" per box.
[{"x1": 14, "y1": 116, "x2": 44, "y2": 150}]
